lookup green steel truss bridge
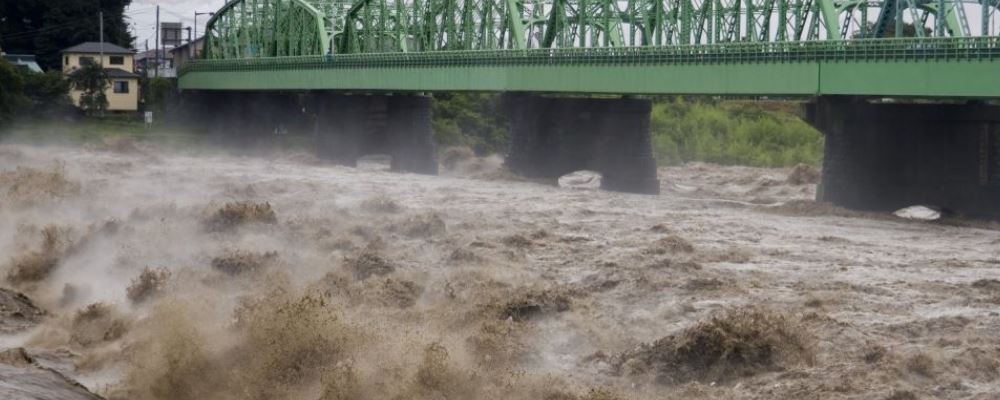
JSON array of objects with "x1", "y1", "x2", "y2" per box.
[
  {"x1": 178, "y1": 0, "x2": 1000, "y2": 219},
  {"x1": 179, "y1": 0, "x2": 1000, "y2": 97}
]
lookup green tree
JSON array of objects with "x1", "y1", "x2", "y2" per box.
[
  {"x1": 0, "y1": 0, "x2": 134, "y2": 70},
  {"x1": 432, "y1": 93, "x2": 508, "y2": 154},
  {"x1": 21, "y1": 70, "x2": 72, "y2": 117},
  {"x1": 69, "y1": 60, "x2": 109, "y2": 116},
  {"x1": 0, "y1": 59, "x2": 26, "y2": 127},
  {"x1": 144, "y1": 77, "x2": 177, "y2": 115}
]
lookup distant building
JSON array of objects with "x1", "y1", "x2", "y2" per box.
[
  {"x1": 2, "y1": 54, "x2": 43, "y2": 73},
  {"x1": 62, "y1": 42, "x2": 140, "y2": 112},
  {"x1": 170, "y1": 37, "x2": 205, "y2": 71},
  {"x1": 161, "y1": 22, "x2": 184, "y2": 48},
  {"x1": 135, "y1": 49, "x2": 176, "y2": 78}
]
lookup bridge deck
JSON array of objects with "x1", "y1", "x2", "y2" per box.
[{"x1": 179, "y1": 37, "x2": 1000, "y2": 98}]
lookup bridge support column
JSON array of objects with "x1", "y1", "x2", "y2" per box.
[
  {"x1": 312, "y1": 93, "x2": 438, "y2": 174},
  {"x1": 504, "y1": 94, "x2": 660, "y2": 194},
  {"x1": 387, "y1": 95, "x2": 439, "y2": 175},
  {"x1": 807, "y1": 96, "x2": 1000, "y2": 219},
  {"x1": 313, "y1": 93, "x2": 365, "y2": 166},
  {"x1": 182, "y1": 91, "x2": 304, "y2": 148}
]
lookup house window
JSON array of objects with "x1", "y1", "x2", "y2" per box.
[
  {"x1": 64, "y1": 56, "x2": 69, "y2": 66},
  {"x1": 110, "y1": 56, "x2": 124, "y2": 65},
  {"x1": 113, "y1": 81, "x2": 129, "y2": 94},
  {"x1": 79, "y1": 56, "x2": 96, "y2": 66}
]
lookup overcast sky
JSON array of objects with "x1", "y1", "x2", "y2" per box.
[{"x1": 126, "y1": 0, "x2": 227, "y2": 51}]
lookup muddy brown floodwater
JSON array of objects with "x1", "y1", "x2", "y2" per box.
[{"x1": 1, "y1": 141, "x2": 999, "y2": 400}]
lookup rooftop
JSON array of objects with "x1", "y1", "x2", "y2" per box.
[
  {"x1": 2, "y1": 54, "x2": 43, "y2": 73},
  {"x1": 62, "y1": 42, "x2": 134, "y2": 55},
  {"x1": 67, "y1": 67, "x2": 140, "y2": 79}
]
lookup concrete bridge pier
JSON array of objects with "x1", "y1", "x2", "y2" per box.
[
  {"x1": 311, "y1": 93, "x2": 438, "y2": 174},
  {"x1": 182, "y1": 91, "x2": 303, "y2": 146},
  {"x1": 807, "y1": 96, "x2": 1000, "y2": 219},
  {"x1": 312, "y1": 93, "x2": 366, "y2": 166},
  {"x1": 386, "y1": 95, "x2": 439, "y2": 175},
  {"x1": 504, "y1": 94, "x2": 660, "y2": 194}
]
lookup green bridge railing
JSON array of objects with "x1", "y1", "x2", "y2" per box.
[{"x1": 180, "y1": 37, "x2": 1000, "y2": 75}]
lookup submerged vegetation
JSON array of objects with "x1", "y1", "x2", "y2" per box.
[
  {"x1": 650, "y1": 98, "x2": 824, "y2": 167},
  {"x1": 432, "y1": 94, "x2": 822, "y2": 167}
]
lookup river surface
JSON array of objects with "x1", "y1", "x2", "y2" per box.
[{"x1": 1, "y1": 140, "x2": 998, "y2": 399}]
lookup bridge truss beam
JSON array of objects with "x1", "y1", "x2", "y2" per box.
[{"x1": 201, "y1": 0, "x2": 1000, "y2": 61}]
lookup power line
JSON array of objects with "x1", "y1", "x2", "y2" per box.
[{"x1": 1, "y1": 19, "x2": 95, "y2": 40}]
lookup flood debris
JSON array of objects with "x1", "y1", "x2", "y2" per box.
[
  {"x1": 786, "y1": 164, "x2": 820, "y2": 185},
  {"x1": 646, "y1": 235, "x2": 695, "y2": 255},
  {"x1": 344, "y1": 251, "x2": 396, "y2": 281},
  {"x1": 70, "y1": 303, "x2": 129, "y2": 347},
  {"x1": 360, "y1": 195, "x2": 402, "y2": 213},
  {"x1": 485, "y1": 288, "x2": 571, "y2": 322},
  {"x1": 361, "y1": 277, "x2": 424, "y2": 308},
  {"x1": 5, "y1": 226, "x2": 73, "y2": 287},
  {"x1": 971, "y1": 279, "x2": 1000, "y2": 292},
  {"x1": 615, "y1": 307, "x2": 814, "y2": 383},
  {"x1": 440, "y1": 146, "x2": 475, "y2": 171},
  {"x1": 558, "y1": 171, "x2": 602, "y2": 190},
  {"x1": 126, "y1": 267, "x2": 172, "y2": 304},
  {"x1": 0, "y1": 165, "x2": 81, "y2": 207},
  {"x1": 502, "y1": 234, "x2": 534, "y2": 248},
  {"x1": 211, "y1": 250, "x2": 278, "y2": 276},
  {"x1": 466, "y1": 319, "x2": 531, "y2": 369},
  {"x1": 392, "y1": 213, "x2": 446, "y2": 238},
  {"x1": 202, "y1": 201, "x2": 278, "y2": 232},
  {"x1": 894, "y1": 206, "x2": 942, "y2": 221}
]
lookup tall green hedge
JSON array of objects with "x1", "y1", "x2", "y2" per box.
[{"x1": 650, "y1": 97, "x2": 824, "y2": 167}]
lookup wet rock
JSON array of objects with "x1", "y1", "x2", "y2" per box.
[
  {"x1": 0, "y1": 348, "x2": 103, "y2": 400},
  {"x1": 0, "y1": 288, "x2": 45, "y2": 334}
]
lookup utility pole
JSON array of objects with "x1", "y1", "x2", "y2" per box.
[
  {"x1": 155, "y1": 5, "x2": 160, "y2": 78},
  {"x1": 99, "y1": 11, "x2": 105, "y2": 67},
  {"x1": 186, "y1": 27, "x2": 193, "y2": 58}
]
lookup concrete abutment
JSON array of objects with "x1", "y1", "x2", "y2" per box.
[
  {"x1": 503, "y1": 94, "x2": 661, "y2": 194},
  {"x1": 807, "y1": 96, "x2": 1000, "y2": 219}
]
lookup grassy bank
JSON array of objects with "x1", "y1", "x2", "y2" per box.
[
  {"x1": 1, "y1": 119, "x2": 314, "y2": 153},
  {"x1": 651, "y1": 98, "x2": 824, "y2": 167}
]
